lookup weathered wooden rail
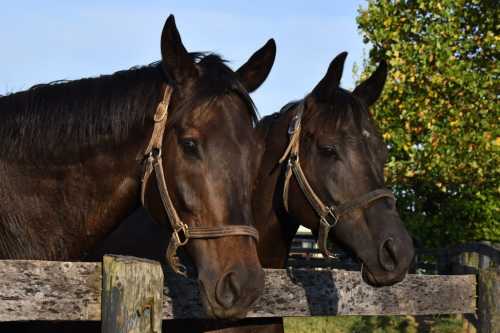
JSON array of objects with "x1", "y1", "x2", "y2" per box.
[
  {"x1": 288, "y1": 239, "x2": 500, "y2": 332},
  {"x1": 0, "y1": 257, "x2": 477, "y2": 319},
  {"x1": 0, "y1": 255, "x2": 497, "y2": 332}
]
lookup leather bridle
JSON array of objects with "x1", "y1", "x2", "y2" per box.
[
  {"x1": 278, "y1": 102, "x2": 395, "y2": 258},
  {"x1": 141, "y1": 85, "x2": 259, "y2": 276}
]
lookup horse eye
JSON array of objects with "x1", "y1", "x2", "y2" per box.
[
  {"x1": 318, "y1": 144, "x2": 339, "y2": 158},
  {"x1": 180, "y1": 138, "x2": 199, "y2": 155}
]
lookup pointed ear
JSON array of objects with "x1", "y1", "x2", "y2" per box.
[
  {"x1": 353, "y1": 60, "x2": 387, "y2": 107},
  {"x1": 311, "y1": 52, "x2": 348, "y2": 103},
  {"x1": 236, "y1": 39, "x2": 276, "y2": 93},
  {"x1": 160, "y1": 15, "x2": 197, "y2": 84}
]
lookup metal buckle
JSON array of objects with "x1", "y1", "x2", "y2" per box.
[
  {"x1": 144, "y1": 148, "x2": 161, "y2": 165},
  {"x1": 154, "y1": 102, "x2": 168, "y2": 122},
  {"x1": 320, "y1": 206, "x2": 339, "y2": 229},
  {"x1": 288, "y1": 114, "x2": 301, "y2": 135},
  {"x1": 173, "y1": 223, "x2": 189, "y2": 246},
  {"x1": 151, "y1": 148, "x2": 161, "y2": 158}
]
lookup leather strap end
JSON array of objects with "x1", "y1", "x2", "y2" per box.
[
  {"x1": 140, "y1": 157, "x2": 154, "y2": 206},
  {"x1": 317, "y1": 221, "x2": 336, "y2": 259},
  {"x1": 282, "y1": 162, "x2": 293, "y2": 212},
  {"x1": 166, "y1": 235, "x2": 188, "y2": 277}
]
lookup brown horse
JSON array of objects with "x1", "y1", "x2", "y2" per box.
[
  {"x1": 255, "y1": 52, "x2": 414, "y2": 283},
  {"x1": 174, "y1": 52, "x2": 415, "y2": 332},
  {"x1": 0, "y1": 15, "x2": 276, "y2": 320}
]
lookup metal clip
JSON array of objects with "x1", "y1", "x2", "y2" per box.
[
  {"x1": 151, "y1": 148, "x2": 161, "y2": 159},
  {"x1": 288, "y1": 114, "x2": 302, "y2": 135},
  {"x1": 153, "y1": 102, "x2": 168, "y2": 122},
  {"x1": 287, "y1": 153, "x2": 298, "y2": 168},
  {"x1": 320, "y1": 206, "x2": 339, "y2": 229},
  {"x1": 173, "y1": 222, "x2": 189, "y2": 246}
]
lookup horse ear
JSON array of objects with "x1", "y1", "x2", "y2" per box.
[
  {"x1": 311, "y1": 52, "x2": 348, "y2": 103},
  {"x1": 160, "y1": 15, "x2": 198, "y2": 85},
  {"x1": 236, "y1": 39, "x2": 276, "y2": 93},
  {"x1": 353, "y1": 60, "x2": 387, "y2": 107}
]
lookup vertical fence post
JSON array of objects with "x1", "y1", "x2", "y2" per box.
[
  {"x1": 102, "y1": 255, "x2": 164, "y2": 333},
  {"x1": 477, "y1": 268, "x2": 499, "y2": 333}
]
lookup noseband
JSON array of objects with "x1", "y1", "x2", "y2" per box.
[
  {"x1": 141, "y1": 85, "x2": 259, "y2": 276},
  {"x1": 278, "y1": 103, "x2": 395, "y2": 258}
]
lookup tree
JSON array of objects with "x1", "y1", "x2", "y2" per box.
[{"x1": 357, "y1": 0, "x2": 499, "y2": 246}]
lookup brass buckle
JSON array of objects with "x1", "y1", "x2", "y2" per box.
[
  {"x1": 288, "y1": 114, "x2": 301, "y2": 135},
  {"x1": 154, "y1": 102, "x2": 168, "y2": 122},
  {"x1": 320, "y1": 206, "x2": 339, "y2": 229},
  {"x1": 173, "y1": 223, "x2": 189, "y2": 246}
]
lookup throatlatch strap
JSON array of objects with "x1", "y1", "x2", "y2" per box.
[{"x1": 141, "y1": 86, "x2": 173, "y2": 206}]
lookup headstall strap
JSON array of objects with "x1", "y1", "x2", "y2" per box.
[
  {"x1": 140, "y1": 85, "x2": 259, "y2": 276},
  {"x1": 279, "y1": 104, "x2": 396, "y2": 259}
]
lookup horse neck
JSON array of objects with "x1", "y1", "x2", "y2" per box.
[
  {"x1": 252, "y1": 111, "x2": 299, "y2": 268},
  {"x1": 0, "y1": 101, "x2": 157, "y2": 261}
]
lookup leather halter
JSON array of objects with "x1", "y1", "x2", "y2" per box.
[
  {"x1": 141, "y1": 85, "x2": 259, "y2": 276},
  {"x1": 278, "y1": 103, "x2": 395, "y2": 258}
]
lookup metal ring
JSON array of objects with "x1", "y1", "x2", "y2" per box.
[
  {"x1": 151, "y1": 148, "x2": 161, "y2": 158},
  {"x1": 321, "y1": 207, "x2": 339, "y2": 228},
  {"x1": 173, "y1": 223, "x2": 189, "y2": 246}
]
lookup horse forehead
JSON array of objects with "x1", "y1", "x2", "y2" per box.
[
  {"x1": 182, "y1": 113, "x2": 250, "y2": 143},
  {"x1": 186, "y1": 94, "x2": 252, "y2": 125}
]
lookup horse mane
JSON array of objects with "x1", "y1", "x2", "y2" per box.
[{"x1": 0, "y1": 54, "x2": 257, "y2": 162}]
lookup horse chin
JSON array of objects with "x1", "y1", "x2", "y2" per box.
[{"x1": 361, "y1": 265, "x2": 406, "y2": 287}]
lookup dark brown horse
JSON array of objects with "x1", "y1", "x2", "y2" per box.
[
  {"x1": 255, "y1": 52, "x2": 414, "y2": 282},
  {"x1": 0, "y1": 15, "x2": 276, "y2": 320},
  {"x1": 176, "y1": 52, "x2": 415, "y2": 332}
]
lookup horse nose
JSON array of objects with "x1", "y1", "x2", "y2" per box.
[
  {"x1": 378, "y1": 237, "x2": 398, "y2": 272},
  {"x1": 215, "y1": 271, "x2": 241, "y2": 309}
]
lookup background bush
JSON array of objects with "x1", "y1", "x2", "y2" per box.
[{"x1": 356, "y1": 0, "x2": 499, "y2": 246}]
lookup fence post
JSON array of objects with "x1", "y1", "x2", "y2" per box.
[
  {"x1": 102, "y1": 255, "x2": 164, "y2": 333},
  {"x1": 477, "y1": 268, "x2": 499, "y2": 333}
]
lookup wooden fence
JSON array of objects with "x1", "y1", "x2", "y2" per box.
[
  {"x1": 0, "y1": 252, "x2": 498, "y2": 333},
  {"x1": 288, "y1": 238, "x2": 500, "y2": 333}
]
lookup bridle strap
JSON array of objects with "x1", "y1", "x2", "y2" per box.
[
  {"x1": 279, "y1": 105, "x2": 329, "y2": 219},
  {"x1": 188, "y1": 226, "x2": 259, "y2": 240},
  {"x1": 141, "y1": 85, "x2": 259, "y2": 276},
  {"x1": 278, "y1": 104, "x2": 395, "y2": 258}
]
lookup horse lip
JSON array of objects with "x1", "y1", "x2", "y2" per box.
[
  {"x1": 198, "y1": 280, "x2": 217, "y2": 318},
  {"x1": 361, "y1": 264, "x2": 380, "y2": 286}
]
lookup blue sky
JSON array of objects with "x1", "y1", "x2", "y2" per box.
[{"x1": 0, "y1": 1, "x2": 368, "y2": 116}]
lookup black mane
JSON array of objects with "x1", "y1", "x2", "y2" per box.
[{"x1": 0, "y1": 54, "x2": 257, "y2": 162}]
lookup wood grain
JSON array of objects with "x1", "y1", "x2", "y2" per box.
[{"x1": 101, "y1": 255, "x2": 163, "y2": 333}]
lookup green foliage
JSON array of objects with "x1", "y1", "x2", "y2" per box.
[
  {"x1": 284, "y1": 315, "x2": 465, "y2": 333},
  {"x1": 357, "y1": 0, "x2": 499, "y2": 246},
  {"x1": 284, "y1": 316, "x2": 417, "y2": 333}
]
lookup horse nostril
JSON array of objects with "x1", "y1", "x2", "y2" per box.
[
  {"x1": 215, "y1": 271, "x2": 241, "y2": 309},
  {"x1": 379, "y1": 238, "x2": 398, "y2": 272}
]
